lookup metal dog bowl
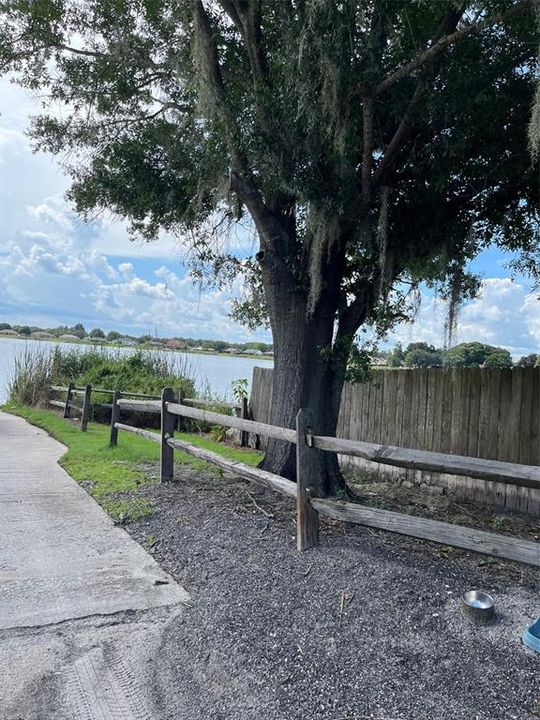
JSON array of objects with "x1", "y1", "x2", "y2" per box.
[{"x1": 461, "y1": 590, "x2": 495, "y2": 625}]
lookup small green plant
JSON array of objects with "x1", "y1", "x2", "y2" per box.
[
  {"x1": 531, "y1": 700, "x2": 540, "y2": 718},
  {"x1": 210, "y1": 424, "x2": 227, "y2": 443},
  {"x1": 102, "y1": 497, "x2": 156, "y2": 524},
  {"x1": 492, "y1": 515, "x2": 509, "y2": 530},
  {"x1": 230, "y1": 378, "x2": 249, "y2": 404},
  {"x1": 145, "y1": 533, "x2": 157, "y2": 547}
]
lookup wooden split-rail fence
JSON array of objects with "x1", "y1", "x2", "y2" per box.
[
  {"x1": 94, "y1": 387, "x2": 539, "y2": 568},
  {"x1": 48, "y1": 384, "x2": 250, "y2": 442}
]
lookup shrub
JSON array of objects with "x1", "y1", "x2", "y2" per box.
[{"x1": 6, "y1": 345, "x2": 53, "y2": 406}]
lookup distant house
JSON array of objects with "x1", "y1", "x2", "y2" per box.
[
  {"x1": 192, "y1": 346, "x2": 205, "y2": 352},
  {"x1": 0, "y1": 329, "x2": 19, "y2": 337},
  {"x1": 263, "y1": 350, "x2": 274, "y2": 356},
  {"x1": 116, "y1": 337, "x2": 137, "y2": 346},
  {"x1": 30, "y1": 331, "x2": 53, "y2": 340},
  {"x1": 225, "y1": 347, "x2": 237, "y2": 354},
  {"x1": 166, "y1": 339, "x2": 186, "y2": 350},
  {"x1": 58, "y1": 334, "x2": 80, "y2": 342}
]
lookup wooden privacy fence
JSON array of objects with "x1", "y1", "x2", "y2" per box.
[
  {"x1": 109, "y1": 388, "x2": 540, "y2": 568},
  {"x1": 250, "y1": 367, "x2": 540, "y2": 515}
]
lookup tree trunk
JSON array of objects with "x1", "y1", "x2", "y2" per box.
[{"x1": 258, "y1": 290, "x2": 347, "y2": 497}]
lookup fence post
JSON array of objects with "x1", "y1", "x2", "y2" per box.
[
  {"x1": 63, "y1": 382, "x2": 74, "y2": 418},
  {"x1": 109, "y1": 391, "x2": 121, "y2": 446},
  {"x1": 80, "y1": 385, "x2": 92, "y2": 432},
  {"x1": 176, "y1": 389, "x2": 184, "y2": 432},
  {"x1": 296, "y1": 408, "x2": 320, "y2": 551},
  {"x1": 241, "y1": 397, "x2": 249, "y2": 447},
  {"x1": 161, "y1": 387, "x2": 175, "y2": 483}
]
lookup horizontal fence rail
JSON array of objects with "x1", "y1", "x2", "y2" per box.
[
  {"x1": 183, "y1": 397, "x2": 241, "y2": 410},
  {"x1": 311, "y1": 499, "x2": 539, "y2": 567},
  {"x1": 114, "y1": 423, "x2": 160, "y2": 443},
  {"x1": 117, "y1": 399, "x2": 161, "y2": 413},
  {"x1": 166, "y1": 401, "x2": 296, "y2": 444},
  {"x1": 312, "y1": 437, "x2": 540, "y2": 491},
  {"x1": 166, "y1": 436, "x2": 296, "y2": 498}
]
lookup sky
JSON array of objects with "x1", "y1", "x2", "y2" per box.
[{"x1": 1, "y1": 76, "x2": 539, "y2": 355}]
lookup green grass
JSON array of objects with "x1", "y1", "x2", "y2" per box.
[{"x1": 5, "y1": 405, "x2": 263, "y2": 523}]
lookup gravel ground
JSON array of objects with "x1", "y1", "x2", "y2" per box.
[{"x1": 125, "y1": 466, "x2": 539, "y2": 720}]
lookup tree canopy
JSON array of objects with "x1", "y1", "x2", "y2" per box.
[
  {"x1": 2, "y1": 0, "x2": 538, "y2": 488},
  {"x1": 444, "y1": 341, "x2": 512, "y2": 366},
  {"x1": 403, "y1": 342, "x2": 444, "y2": 368}
]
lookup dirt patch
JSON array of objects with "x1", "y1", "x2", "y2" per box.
[{"x1": 120, "y1": 464, "x2": 540, "y2": 720}]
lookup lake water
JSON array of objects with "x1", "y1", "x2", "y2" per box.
[{"x1": 0, "y1": 338, "x2": 273, "y2": 404}]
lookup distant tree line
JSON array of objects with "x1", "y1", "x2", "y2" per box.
[
  {"x1": 384, "y1": 341, "x2": 538, "y2": 369},
  {"x1": 0, "y1": 321, "x2": 273, "y2": 353}
]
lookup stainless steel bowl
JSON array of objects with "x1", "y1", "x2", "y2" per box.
[{"x1": 461, "y1": 590, "x2": 495, "y2": 625}]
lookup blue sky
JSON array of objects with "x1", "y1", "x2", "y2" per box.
[{"x1": 1, "y1": 77, "x2": 539, "y2": 355}]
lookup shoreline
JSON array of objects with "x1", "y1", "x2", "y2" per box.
[{"x1": 0, "y1": 335, "x2": 274, "y2": 363}]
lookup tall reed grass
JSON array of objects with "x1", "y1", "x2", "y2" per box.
[
  {"x1": 6, "y1": 345, "x2": 197, "y2": 407},
  {"x1": 6, "y1": 345, "x2": 53, "y2": 406}
]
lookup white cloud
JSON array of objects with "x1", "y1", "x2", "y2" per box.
[
  {"x1": 0, "y1": 195, "x2": 269, "y2": 341},
  {"x1": 390, "y1": 278, "x2": 540, "y2": 358}
]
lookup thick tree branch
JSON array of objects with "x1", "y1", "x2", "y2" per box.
[
  {"x1": 373, "y1": 2, "x2": 467, "y2": 187},
  {"x1": 360, "y1": 94, "x2": 374, "y2": 213},
  {"x1": 373, "y1": 0, "x2": 535, "y2": 97},
  {"x1": 193, "y1": 0, "x2": 291, "y2": 256},
  {"x1": 373, "y1": 84, "x2": 425, "y2": 187},
  {"x1": 336, "y1": 281, "x2": 380, "y2": 342},
  {"x1": 218, "y1": 0, "x2": 267, "y2": 85}
]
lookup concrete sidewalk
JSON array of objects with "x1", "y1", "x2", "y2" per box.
[{"x1": 0, "y1": 410, "x2": 189, "y2": 718}]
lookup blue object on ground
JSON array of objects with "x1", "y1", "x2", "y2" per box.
[{"x1": 522, "y1": 617, "x2": 540, "y2": 653}]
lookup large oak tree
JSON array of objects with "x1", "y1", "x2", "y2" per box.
[{"x1": 1, "y1": 0, "x2": 538, "y2": 493}]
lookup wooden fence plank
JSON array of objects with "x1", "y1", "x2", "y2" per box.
[
  {"x1": 167, "y1": 401, "x2": 296, "y2": 444},
  {"x1": 312, "y1": 435, "x2": 540, "y2": 490},
  {"x1": 312, "y1": 499, "x2": 540, "y2": 567},
  {"x1": 160, "y1": 388, "x2": 176, "y2": 482},
  {"x1": 80, "y1": 385, "x2": 92, "y2": 432},
  {"x1": 166, "y1": 436, "x2": 297, "y2": 498},
  {"x1": 63, "y1": 382, "x2": 74, "y2": 419},
  {"x1": 487, "y1": 369, "x2": 503, "y2": 460},
  {"x1": 440, "y1": 369, "x2": 453, "y2": 455},
  {"x1": 109, "y1": 391, "x2": 121, "y2": 446},
  {"x1": 519, "y1": 367, "x2": 534, "y2": 465},
  {"x1": 467, "y1": 368, "x2": 481, "y2": 458},
  {"x1": 114, "y1": 423, "x2": 160, "y2": 443},
  {"x1": 477, "y1": 368, "x2": 492, "y2": 459},
  {"x1": 117, "y1": 399, "x2": 161, "y2": 413},
  {"x1": 295, "y1": 409, "x2": 319, "y2": 550},
  {"x1": 450, "y1": 368, "x2": 463, "y2": 455}
]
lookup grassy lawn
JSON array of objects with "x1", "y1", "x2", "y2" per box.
[{"x1": 5, "y1": 405, "x2": 263, "y2": 523}]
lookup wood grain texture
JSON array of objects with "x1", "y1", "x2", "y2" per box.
[
  {"x1": 295, "y1": 409, "x2": 319, "y2": 551},
  {"x1": 166, "y1": 436, "x2": 296, "y2": 498},
  {"x1": 312, "y1": 435, "x2": 540, "y2": 490},
  {"x1": 312, "y1": 498, "x2": 540, "y2": 567},
  {"x1": 167, "y1": 401, "x2": 296, "y2": 444}
]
